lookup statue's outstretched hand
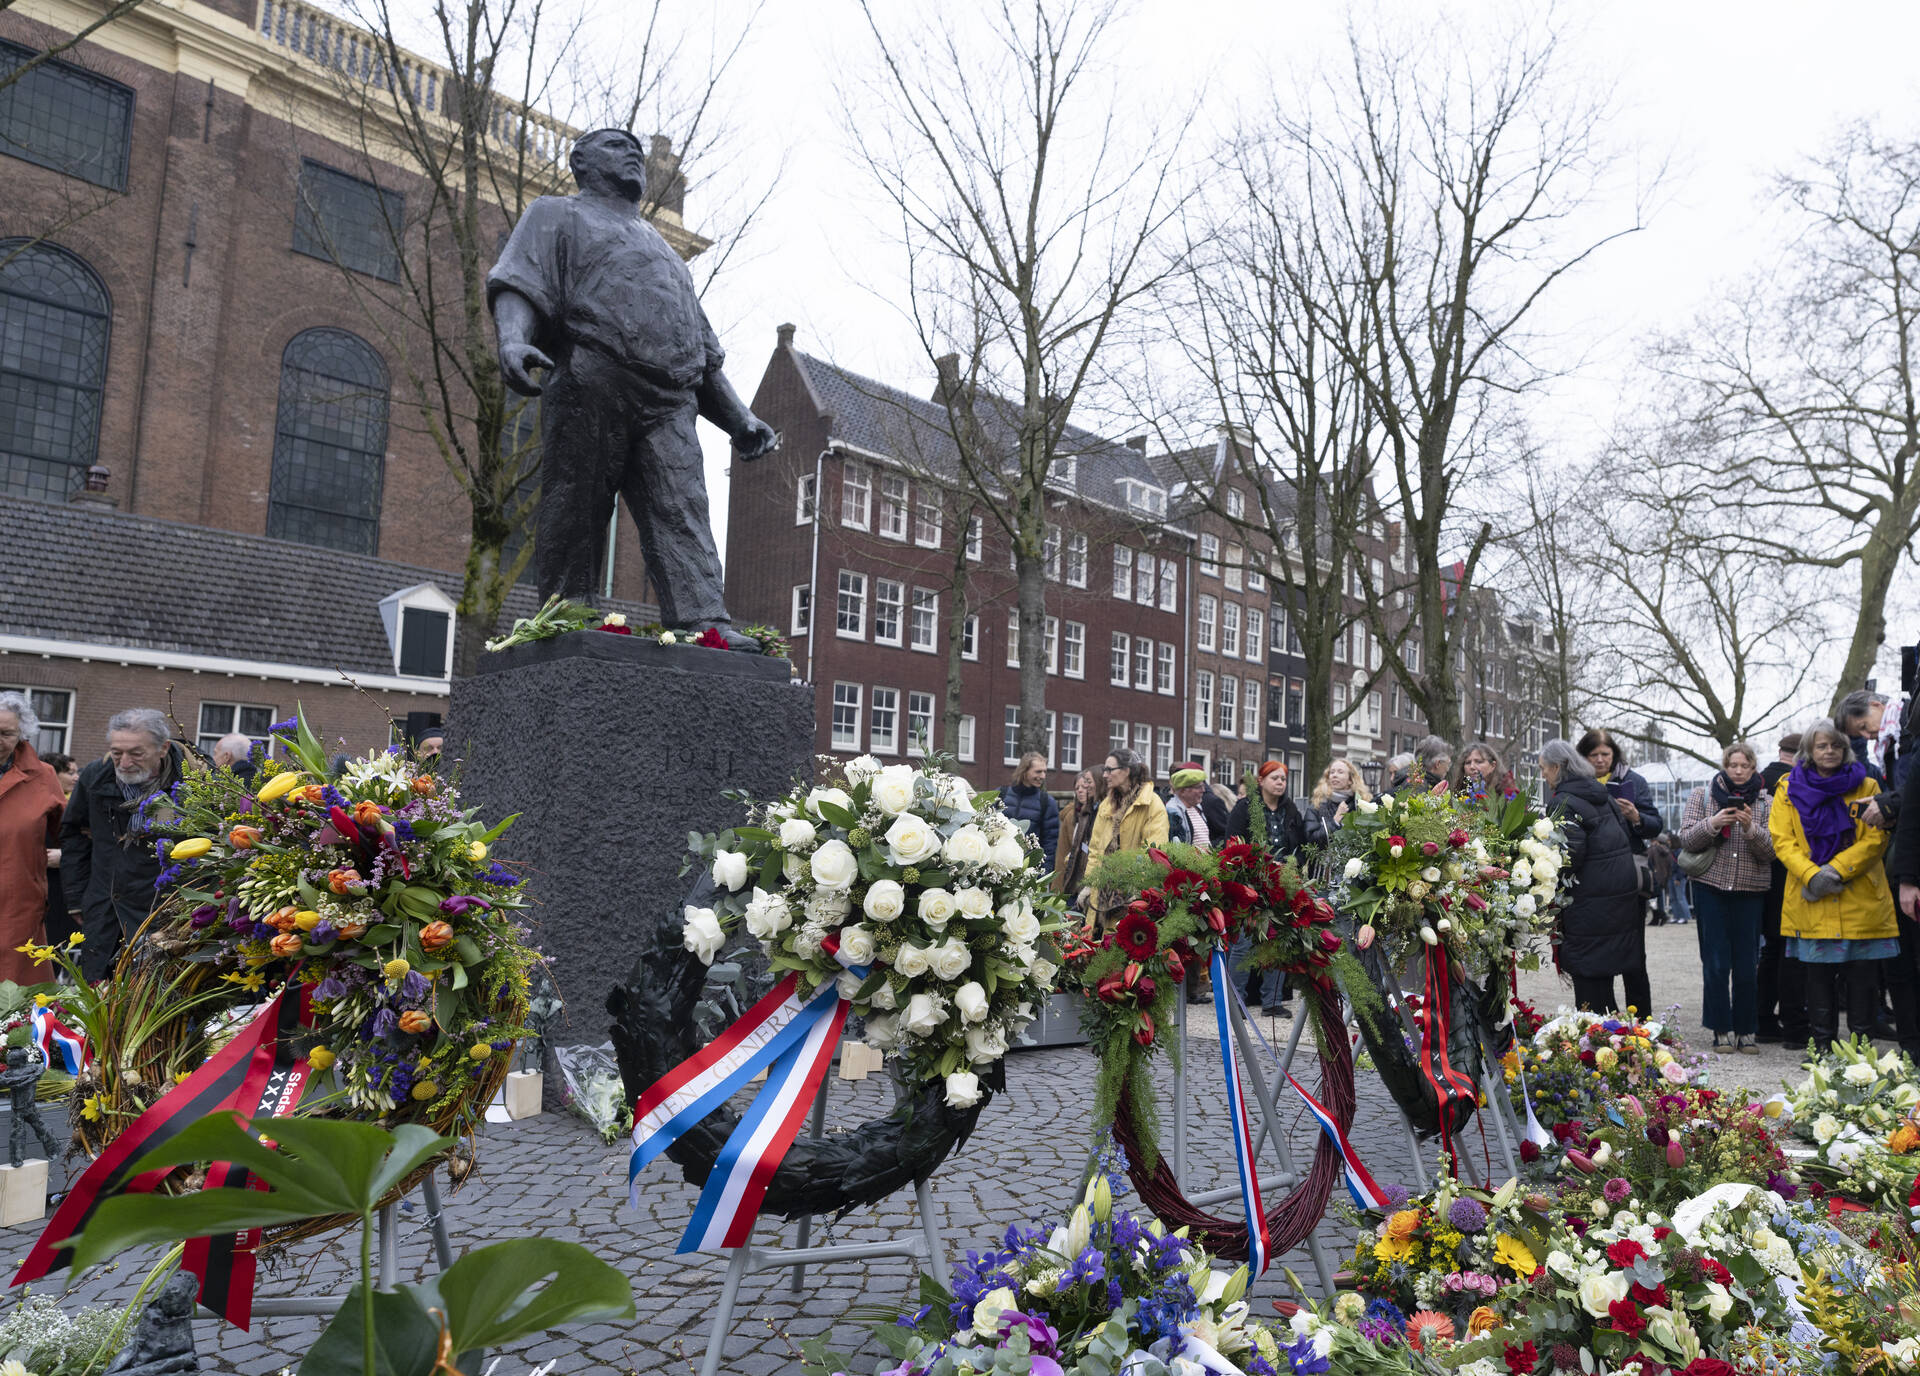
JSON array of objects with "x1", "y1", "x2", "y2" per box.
[
  {"x1": 501, "y1": 342, "x2": 555, "y2": 397},
  {"x1": 734, "y1": 416, "x2": 780, "y2": 461}
]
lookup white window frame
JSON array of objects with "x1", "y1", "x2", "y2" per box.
[
  {"x1": 907, "y1": 691, "x2": 934, "y2": 757},
  {"x1": 1368, "y1": 690, "x2": 1383, "y2": 736},
  {"x1": 795, "y1": 472, "x2": 816, "y2": 526},
  {"x1": 873, "y1": 578, "x2": 905, "y2": 647},
  {"x1": 1065, "y1": 532, "x2": 1088, "y2": 588},
  {"x1": 1063, "y1": 620, "x2": 1085, "y2": 679},
  {"x1": 910, "y1": 587, "x2": 938, "y2": 653},
  {"x1": 841, "y1": 461, "x2": 871, "y2": 530},
  {"x1": 1045, "y1": 616, "x2": 1060, "y2": 675},
  {"x1": 1003, "y1": 705, "x2": 1022, "y2": 766},
  {"x1": 1221, "y1": 602, "x2": 1241, "y2": 659},
  {"x1": 966, "y1": 515, "x2": 983, "y2": 561},
  {"x1": 836, "y1": 569, "x2": 866, "y2": 639},
  {"x1": 1196, "y1": 595, "x2": 1217, "y2": 652},
  {"x1": 1225, "y1": 541, "x2": 1244, "y2": 592},
  {"x1": 1247, "y1": 557, "x2": 1266, "y2": 594},
  {"x1": 914, "y1": 493, "x2": 942, "y2": 547},
  {"x1": 1112, "y1": 545, "x2": 1133, "y2": 600},
  {"x1": 1135, "y1": 551, "x2": 1155, "y2": 604},
  {"x1": 962, "y1": 614, "x2": 979, "y2": 661},
  {"x1": 1243, "y1": 679, "x2": 1261, "y2": 739},
  {"x1": 956, "y1": 714, "x2": 976, "y2": 763},
  {"x1": 790, "y1": 584, "x2": 811, "y2": 636},
  {"x1": 1110, "y1": 720, "x2": 1130, "y2": 755},
  {"x1": 1043, "y1": 523, "x2": 1062, "y2": 582},
  {"x1": 1006, "y1": 608, "x2": 1021, "y2": 668},
  {"x1": 1154, "y1": 726, "x2": 1174, "y2": 778},
  {"x1": 1158, "y1": 560, "x2": 1176, "y2": 612},
  {"x1": 195, "y1": 701, "x2": 278, "y2": 754},
  {"x1": 1218, "y1": 675, "x2": 1238, "y2": 737},
  {"x1": 1133, "y1": 722, "x2": 1151, "y2": 761},
  {"x1": 1060, "y1": 712, "x2": 1082, "y2": 771},
  {"x1": 1110, "y1": 631, "x2": 1130, "y2": 687},
  {"x1": 1156, "y1": 641, "x2": 1175, "y2": 695},
  {"x1": 1227, "y1": 488, "x2": 1244, "y2": 519},
  {"x1": 2, "y1": 686, "x2": 73, "y2": 755},
  {"x1": 878, "y1": 473, "x2": 909, "y2": 540},
  {"x1": 1194, "y1": 671, "x2": 1214, "y2": 735},
  {"x1": 1199, "y1": 533, "x2": 1219, "y2": 577},
  {"x1": 1289, "y1": 752, "x2": 1306, "y2": 799},
  {"x1": 1246, "y1": 607, "x2": 1264, "y2": 662},
  {"x1": 1132, "y1": 635, "x2": 1153, "y2": 691},
  {"x1": 871, "y1": 687, "x2": 900, "y2": 754},
  {"x1": 831, "y1": 682, "x2": 862, "y2": 750}
]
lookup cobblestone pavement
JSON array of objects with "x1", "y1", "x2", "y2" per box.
[{"x1": 4, "y1": 1008, "x2": 1434, "y2": 1376}]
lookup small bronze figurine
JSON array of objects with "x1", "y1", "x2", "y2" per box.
[
  {"x1": 3, "y1": 1045, "x2": 59, "y2": 1168},
  {"x1": 488, "y1": 128, "x2": 779, "y2": 646},
  {"x1": 105, "y1": 1270, "x2": 200, "y2": 1374}
]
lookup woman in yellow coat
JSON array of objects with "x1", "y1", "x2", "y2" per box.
[
  {"x1": 1079, "y1": 746, "x2": 1169, "y2": 927},
  {"x1": 1769, "y1": 720, "x2": 1897, "y2": 1050}
]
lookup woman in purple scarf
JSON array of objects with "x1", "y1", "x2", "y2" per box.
[{"x1": 1769, "y1": 720, "x2": 1897, "y2": 1050}]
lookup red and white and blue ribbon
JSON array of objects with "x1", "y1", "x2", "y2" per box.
[
  {"x1": 30, "y1": 1005, "x2": 88, "y2": 1076},
  {"x1": 1209, "y1": 948, "x2": 1270, "y2": 1276},
  {"x1": 1282, "y1": 1066, "x2": 1388, "y2": 1211}
]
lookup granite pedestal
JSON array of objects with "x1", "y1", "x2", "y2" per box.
[{"x1": 447, "y1": 632, "x2": 815, "y2": 1046}]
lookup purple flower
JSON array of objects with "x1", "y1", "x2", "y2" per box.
[
  {"x1": 226, "y1": 911, "x2": 252, "y2": 933},
  {"x1": 368, "y1": 1009, "x2": 397, "y2": 1039},
  {"x1": 311, "y1": 919, "x2": 338, "y2": 945},
  {"x1": 400, "y1": 971, "x2": 429, "y2": 1000},
  {"x1": 251, "y1": 922, "x2": 277, "y2": 942},
  {"x1": 1285, "y1": 1335, "x2": 1331, "y2": 1375},
  {"x1": 270, "y1": 717, "x2": 298, "y2": 734},
  {"x1": 1447, "y1": 1198, "x2": 1487, "y2": 1232},
  {"x1": 1767, "y1": 1170, "x2": 1798, "y2": 1200},
  {"x1": 321, "y1": 786, "x2": 347, "y2": 809},
  {"x1": 482, "y1": 861, "x2": 522, "y2": 887},
  {"x1": 313, "y1": 976, "x2": 347, "y2": 1001},
  {"x1": 153, "y1": 865, "x2": 184, "y2": 890},
  {"x1": 189, "y1": 904, "x2": 219, "y2": 929},
  {"x1": 997, "y1": 1311, "x2": 1060, "y2": 1356},
  {"x1": 439, "y1": 895, "x2": 493, "y2": 917},
  {"x1": 894, "y1": 1304, "x2": 932, "y2": 1329},
  {"x1": 1379, "y1": 1182, "x2": 1412, "y2": 1210},
  {"x1": 1603, "y1": 1177, "x2": 1632, "y2": 1204}
]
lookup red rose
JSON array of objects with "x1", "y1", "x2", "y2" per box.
[
  {"x1": 1134, "y1": 975, "x2": 1157, "y2": 1004},
  {"x1": 1579, "y1": 1050, "x2": 1597, "y2": 1066},
  {"x1": 1421, "y1": 840, "x2": 1440, "y2": 856},
  {"x1": 1115, "y1": 913, "x2": 1159, "y2": 961},
  {"x1": 1607, "y1": 1299, "x2": 1646, "y2": 1339},
  {"x1": 1681, "y1": 1362, "x2": 1738, "y2": 1376},
  {"x1": 600, "y1": 623, "x2": 633, "y2": 635},
  {"x1": 1502, "y1": 1341, "x2": 1538, "y2": 1375},
  {"x1": 1448, "y1": 828, "x2": 1469, "y2": 847},
  {"x1": 1388, "y1": 835, "x2": 1405, "y2": 848},
  {"x1": 1519, "y1": 1140, "x2": 1541, "y2": 1163},
  {"x1": 1605, "y1": 1238, "x2": 1646, "y2": 1268},
  {"x1": 694, "y1": 627, "x2": 729, "y2": 649},
  {"x1": 1653, "y1": 1226, "x2": 1673, "y2": 1242}
]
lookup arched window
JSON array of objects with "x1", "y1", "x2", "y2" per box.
[
  {"x1": 267, "y1": 328, "x2": 388, "y2": 554},
  {"x1": 0, "y1": 239, "x2": 110, "y2": 502}
]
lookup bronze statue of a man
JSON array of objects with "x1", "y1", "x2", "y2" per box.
[{"x1": 487, "y1": 128, "x2": 777, "y2": 648}]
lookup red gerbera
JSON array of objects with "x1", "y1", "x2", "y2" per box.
[
  {"x1": 1607, "y1": 1299, "x2": 1646, "y2": 1339},
  {"x1": 1115, "y1": 912, "x2": 1160, "y2": 960}
]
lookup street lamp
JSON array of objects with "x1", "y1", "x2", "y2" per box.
[{"x1": 1358, "y1": 758, "x2": 1385, "y2": 791}]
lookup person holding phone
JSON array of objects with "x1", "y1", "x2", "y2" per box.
[
  {"x1": 1679, "y1": 742, "x2": 1775, "y2": 1053},
  {"x1": 1577, "y1": 729, "x2": 1664, "y2": 922}
]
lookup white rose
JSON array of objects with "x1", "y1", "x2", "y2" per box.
[
  {"x1": 1343, "y1": 858, "x2": 1366, "y2": 880},
  {"x1": 864, "y1": 1013, "x2": 900, "y2": 1050},
  {"x1": 1513, "y1": 894, "x2": 1537, "y2": 919},
  {"x1": 954, "y1": 981, "x2": 990, "y2": 1023},
  {"x1": 711, "y1": 849, "x2": 750, "y2": 892},
  {"x1": 936, "y1": 775, "x2": 977, "y2": 814},
  {"x1": 955, "y1": 885, "x2": 995, "y2": 919},
  {"x1": 1389, "y1": 844, "x2": 1404, "y2": 858},
  {"x1": 870, "y1": 981, "x2": 898, "y2": 1010},
  {"x1": 1532, "y1": 818, "x2": 1553, "y2": 839},
  {"x1": 1511, "y1": 863, "x2": 1533, "y2": 887},
  {"x1": 805, "y1": 888, "x2": 852, "y2": 923},
  {"x1": 917, "y1": 887, "x2": 957, "y2": 930},
  {"x1": 1842, "y1": 1062, "x2": 1876, "y2": 1087},
  {"x1": 944, "y1": 825, "x2": 991, "y2": 866},
  {"x1": 1545, "y1": 1250, "x2": 1580, "y2": 1282},
  {"x1": 1701, "y1": 1281, "x2": 1732, "y2": 1321},
  {"x1": 809, "y1": 839, "x2": 859, "y2": 889},
  {"x1": 1355, "y1": 799, "x2": 1377, "y2": 814},
  {"x1": 1883, "y1": 1337, "x2": 1920, "y2": 1365},
  {"x1": 838, "y1": 923, "x2": 876, "y2": 964},
  {"x1": 946, "y1": 1070, "x2": 983, "y2": 1109},
  {"x1": 1002, "y1": 905, "x2": 1042, "y2": 945},
  {"x1": 930, "y1": 938, "x2": 973, "y2": 981},
  {"x1": 743, "y1": 887, "x2": 792, "y2": 940},
  {"x1": 1420, "y1": 866, "x2": 1441, "y2": 883},
  {"x1": 778, "y1": 818, "x2": 818, "y2": 851},
  {"x1": 1812, "y1": 1113, "x2": 1842, "y2": 1145},
  {"x1": 845, "y1": 754, "x2": 882, "y2": 784},
  {"x1": 965, "y1": 1023, "x2": 1009, "y2": 1063},
  {"x1": 1008, "y1": 941, "x2": 1037, "y2": 970},
  {"x1": 987, "y1": 833, "x2": 1027, "y2": 871},
  {"x1": 681, "y1": 906, "x2": 725, "y2": 965},
  {"x1": 894, "y1": 943, "x2": 931, "y2": 978},
  {"x1": 883, "y1": 813, "x2": 941, "y2": 866},
  {"x1": 782, "y1": 852, "x2": 806, "y2": 885},
  {"x1": 837, "y1": 969, "x2": 865, "y2": 999},
  {"x1": 1030, "y1": 957, "x2": 1058, "y2": 986},
  {"x1": 864, "y1": 880, "x2": 907, "y2": 923},
  {"x1": 806, "y1": 786, "x2": 854, "y2": 818},
  {"x1": 1577, "y1": 1269, "x2": 1630, "y2": 1318},
  {"x1": 871, "y1": 764, "x2": 919, "y2": 816},
  {"x1": 902, "y1": 992, "x2": 946, "y2": 1037}
]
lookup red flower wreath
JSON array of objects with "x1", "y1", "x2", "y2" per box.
[{"x1": 1115, "y1": 912, "x2": 1159, "y2": 961}]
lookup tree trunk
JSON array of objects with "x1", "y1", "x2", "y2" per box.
[
  {"x1": 1831, "y1": 489, "x2": 1915, "y2": 710},
  {"x1": 1015, "y1": 536, "x2": 1048, "y2": 762},
  {"x1": 942, "y1": 502, "x2": 975, "y2": 761}
]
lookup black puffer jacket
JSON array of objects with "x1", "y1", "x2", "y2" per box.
[
  {"x1": 1551, "y1": 774, "x2": 1644, "y2": 978},
  {"x1": 60, "y1": 746, "x2": 186, "y2": 978},
  {"x1": 1225, "y1": 794, "x2": 1309, "y2": 863},
  {"x1": 997, "y1": 783, "x2": 1060, "y2": 873}
]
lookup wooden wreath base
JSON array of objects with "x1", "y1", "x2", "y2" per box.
[
  {"x1": 607, "y1": 876, "x2": 992, "y2": 1221},
  {"x1": 1107, "y1": 975, "x2": 1349, "y2": 1263}
]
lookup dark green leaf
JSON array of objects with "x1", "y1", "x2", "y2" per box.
[
  {"x1": 478, "y1": 812, "x2": 520, "y2": 843},
  {"x1": 362, "y1": 924, "x2": 402, "y2": 946},
  {"x1": 453, "y1": 935, "x2": 484, "y2": 966},
  {"x1": 815, "y1": 802, "x2": 860, "y2": 830},
  {"x1": 298, "y1": 1285, "x2": 441, "y2": 1376},
  {"x1": 420, "y1": 1238, "x2": 634, "y2": 1351}
]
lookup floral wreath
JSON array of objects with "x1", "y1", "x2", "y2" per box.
[{"x1": 1064, "y1": 822, "x2": 1355, "y2": 1261}]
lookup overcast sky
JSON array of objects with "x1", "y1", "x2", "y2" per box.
[{"x1": 655, "y1": 0, "x2": 1920, "y2": 703}]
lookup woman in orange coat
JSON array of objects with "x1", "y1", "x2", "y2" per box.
[{"x1": 0, "y1": 693, "x2": 63, "y2": 985}]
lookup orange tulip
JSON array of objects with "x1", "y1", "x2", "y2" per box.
[
  {"x1": 269, "y1": 933, "x2": 303, "y2": 957},
  {"x1": 327, "y1": 868, "x2": 362, "y2": 895},
  {"x1": 419, "y1": 921, "x2": 455, "y2": 952},
  {"x1": 267, "y1": 906, "x2": 301, "y2": 932},
  {"x1": 411, "y1": 775, "x2": 437, "y2": 797},
  {"x1": 334, "y1": 919, "x2": 368, "y2": 940},
  {"x1": 351, "y1": 800, "x2": 384, "y2": 828},
  {"x1": 229, "y1": 826, "x2": 263, "y2": 850},
  {"x1": 295, "y1": 785, "x2": 326, "y2": 805},
  {"x1": 398, "y1": 1009, "x2": 432, "y2": 1034}
]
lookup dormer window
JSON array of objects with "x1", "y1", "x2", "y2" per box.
[
  {"x1": 1049, "y1": 456, "x2": 1078, "y2": 488},
  {"x1": 1118, "y1": 478, "x2": 1165, "y2": 516},
  {"x1": 379, "y1": 583, "x2": 457, "y2": 679}
]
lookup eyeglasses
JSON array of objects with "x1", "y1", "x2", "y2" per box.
[{"x1": 1103, "y1": 763, "x2": 1126, "y2": 772}]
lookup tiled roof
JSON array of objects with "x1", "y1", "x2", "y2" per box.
[
  {"x1": 791, "y1": 351, "x2": 1184, "y2": 523},
  {"x1": 0, "y1": 493, "x2": 651, "y2": 674}
]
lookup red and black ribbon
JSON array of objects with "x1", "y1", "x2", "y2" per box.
[
  {"x1": 1417, "y1": 947, "x2": 1478, "y2": 1175},
  {"x1": 14, "y1": 989, "x2": 313, "y2": 1329}
]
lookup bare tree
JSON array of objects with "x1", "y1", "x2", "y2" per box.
[
  {"x1": 1276, "y1": 13, "x2": 1647, "y2": 744},
  {"x1": 843, "y1": 0, "x2": 1189, "y2": 758},
  {"x1": 276, "y1": 0, "x2": 766, "y2": 671},
  {"x1": 1660, "y1": 121, "x2": 1920, "y2": 709}
]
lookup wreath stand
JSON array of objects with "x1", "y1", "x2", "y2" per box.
[
  {"x1": 694, "y1": 1051, "x2": 949, "y2": 1376},
  {"x1": 244, "y1": 1167, "x2": 460, "y2": 1320}
]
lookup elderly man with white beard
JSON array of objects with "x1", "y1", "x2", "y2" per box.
[{"x1": 60, "y1": 708, "x2": 187, "y2": 979}]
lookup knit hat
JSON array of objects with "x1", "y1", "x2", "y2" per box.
[
  {"x1": 1256, "y1": 760, "x2": 1286, "y2": 781},
  {"x1": 1170, "y1": 768, "x2": 1205, "y2": 789}
]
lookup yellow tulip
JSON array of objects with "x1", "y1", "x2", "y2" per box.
[
  {"x1": 294, "y1": 910, "x2": 321, "y2": 931},
  {"x1": 170, "y1": 837, "x2": 213, "y2": 860},
  {"x1": 467, "y1": 841, "x2": 488, "y2": 861},
  {"x1": 308, "y1": 1047, "x2": 336, "y2": 1071},
  {"x1": 257, "y1": 772, "x2": 304, "y2": 803}
]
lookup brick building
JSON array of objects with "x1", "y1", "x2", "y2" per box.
[
  {"x1": 1, "y1": 0, "x2": 686, "y2": 752},
  {"x1": 725, "y1": 328, "x2": 1192, "y2": 791}
]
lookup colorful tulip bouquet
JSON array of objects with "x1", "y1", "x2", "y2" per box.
[
  {"x1": 1548, "y1": 1088, "x2": 1795, "y2": 1221},
  {"x1": 805, "y1": 1165, "x2": 1309, "y2": 1376},
  {"x1": 678, "y1": 755, "x2": 1060, "y2": 1106},
  {"x1": 1508, "y1": 1010, "x2": 1696, "y2": 1131},
  {"x1": 1063, "y1": 840, "x2": 1341, "y2": 1167},
  {"x1": 69, "y1": 711, "x2": 538, "y2": 1159}
]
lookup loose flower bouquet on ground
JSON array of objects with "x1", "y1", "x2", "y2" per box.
[
  {"x1": 1349, "y1": 1176, "x2": 1548, "y2": 1334},
  {"x1": 69, "y1": 711, "x2": 537, "y2": 1159},
  {"x1": 1508, "y1": 1010, "x2": 1695, "y2": 1130},
  {"x1": 679, "y1": 755, "x2": 1059, "y2": 1106},
  {"x1": 1551, "y1": 1088, "x2": 1794, "y2": 1221},
  {"x1": 1781, "y1": 1038, "x2": 1920, "y2": 1257}
]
